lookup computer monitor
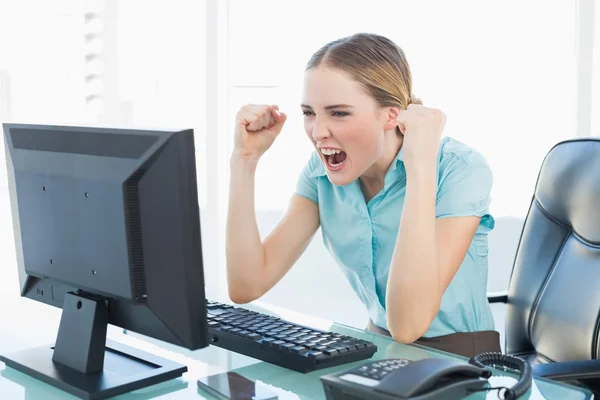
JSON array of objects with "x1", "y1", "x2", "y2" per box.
[{"x1": 0, "y1": 123, "x2": 209, "y2": 399}]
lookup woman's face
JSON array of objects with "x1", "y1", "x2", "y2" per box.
[{"x1": 301, "y1": 66, "x2": 394, "y2": 186}]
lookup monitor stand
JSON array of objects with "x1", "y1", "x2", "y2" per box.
[{"x1": 0, "y1": 293, "x2": 187, "y2": 400}]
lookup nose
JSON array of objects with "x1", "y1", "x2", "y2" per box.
[{"x1": 311, "y1": 116, "x2": 330, "y2": 143}]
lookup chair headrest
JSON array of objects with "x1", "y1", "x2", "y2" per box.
[{"x1": 535, "y1": 137, "x2": 600, "y2": 244}]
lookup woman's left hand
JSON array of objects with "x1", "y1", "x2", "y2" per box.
[{"x1": 396, "y1": 104, "x2": 446, "y2": 170}]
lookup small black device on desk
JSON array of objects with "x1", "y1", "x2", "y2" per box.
[
  {"x1": 197, "y1": 371, "x2": 278, "y2": 400},
  {"x1": 205, "y1": 301, "x2": 378, "y2": 373}
]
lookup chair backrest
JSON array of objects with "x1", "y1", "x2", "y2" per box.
[{"x1": 506, "y1": 138, "x2": 600, "y2": 362}]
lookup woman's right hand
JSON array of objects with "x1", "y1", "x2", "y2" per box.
[{"x1": 233, "y1": 104, "x2": 287, "y2": 160}]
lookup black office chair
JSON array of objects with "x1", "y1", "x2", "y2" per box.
[{"x1": 488, "y1": 137, "x2": 600, "y2": 394}]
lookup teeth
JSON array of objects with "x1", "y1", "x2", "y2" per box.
[{"x1": 321, "y1": 148, "x2": 342, "y2": 156}]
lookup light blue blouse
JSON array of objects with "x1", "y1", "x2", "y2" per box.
[{"x1": 295, "y1": 136, "x2": 495, "y2": 337}]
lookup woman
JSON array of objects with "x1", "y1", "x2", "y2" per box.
[{"x1": 226, "y1": 33, "x2": 500, "y2": 357}]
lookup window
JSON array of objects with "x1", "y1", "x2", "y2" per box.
[
  {"x1": 0, "y1": 0, "x2": 86, "y2": 188},
  {"x1": 0, "y1": 1, "x2": 208, "y2": 207},
  {"x1": 0, "y1": 0, "x2": 215, "y2": 296},
  {"x1": 118, "y1": 0, "x2": 208, "y2": 207}
]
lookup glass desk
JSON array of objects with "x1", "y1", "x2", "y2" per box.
[{"x1": 0, "y1": 299, "x2": 593, "y2": 400}]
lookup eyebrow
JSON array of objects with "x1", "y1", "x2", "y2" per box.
[{"x1": 300, "y1": 104, "x2": 355, "y2": 110}]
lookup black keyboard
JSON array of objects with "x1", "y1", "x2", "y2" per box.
[{"x1": 206, "y1": 300, "x2": 378, "y2": 373}]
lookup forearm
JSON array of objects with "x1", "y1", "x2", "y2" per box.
[
  {"x1": 387, "y1": 164, "x2": 439, "y2": 342},
  {"x1": 226, "y1": 153, "x2": 266, "y2": 303}
]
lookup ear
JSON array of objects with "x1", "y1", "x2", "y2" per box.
[{"x1": 383, "y1": 107, "x2": 401, "y2": 131}]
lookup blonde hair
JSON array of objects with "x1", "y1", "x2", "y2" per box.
[{"x1": 306, "y1": 33, "x2": 421, "y2": 134}]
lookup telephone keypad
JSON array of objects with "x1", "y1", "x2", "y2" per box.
[{"x1": 353, "y1": 359, "x2": 412, "y2": 381}]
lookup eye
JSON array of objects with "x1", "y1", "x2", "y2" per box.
[
  {"x1": 332, "y1": 111, "x2": 349, "y2": 117},
  {"x1": 302, "y1": 110, "x2": 314, "y2": 116}
]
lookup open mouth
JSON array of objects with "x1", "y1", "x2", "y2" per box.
[{"x1": 321, "y1": 148, "x2": 347, "y2": 172}]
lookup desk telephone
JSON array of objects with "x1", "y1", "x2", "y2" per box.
[{"x1": 320, "y1": 353, "x2": 532, "y2": 400}]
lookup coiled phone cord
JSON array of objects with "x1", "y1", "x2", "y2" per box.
[{"x1": 467, "y1": 352, "x2": 532, "y2": 400}]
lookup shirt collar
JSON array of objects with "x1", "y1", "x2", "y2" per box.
[
  {"x1": 308, "y1": 147, "x2": 405, "y2": 178},
  {"x1": 309, "y1": 154, "x2": 327, "y2": 177}
]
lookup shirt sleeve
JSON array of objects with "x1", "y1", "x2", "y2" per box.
[
  {"x1": 435, "y1": 154, "x2": 495, "y2": 232},
  {"x1": 294, "y1": 154, "x2": 319, "y2": 204}
]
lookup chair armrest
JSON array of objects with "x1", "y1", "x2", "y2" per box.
[
  {"x1": 487, "y1": 291, "x2": 508, "y2": 303},
  {"x1": 533, "y1": 359, "x2": 600, "y2": 381}
]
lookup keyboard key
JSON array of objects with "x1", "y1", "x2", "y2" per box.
[
  {"x1": 247, "y1": 333, "x2": 262, "y2": 341},
  {"x1": 222, "y1": 316, "x2": 243, "y2": 323},
  {"x1": 281, "y1": 343, "x2": 296, "y2": 350},
  {"x1": 290, "y1": 346, "x2": 309, "y2": 355},
  {"x1": 324, "y1": 349, "x2": 339, "y2": 356},
  {"x1": 247, "y1": 325, "x2": 263, "y2": 332},
  {"x1": 307, "y1": 351, "x2": 325, "y2": 359},
  {"x1": 333, "y1": 346, "x2": 348, "y2": 354},
  {"x1": 211, "y1": 311, "x2": 230, "y2": 317}
]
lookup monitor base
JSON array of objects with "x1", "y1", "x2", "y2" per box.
[{"x1": 0, "y1": 339, "x2": 187, "y2": 400}]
